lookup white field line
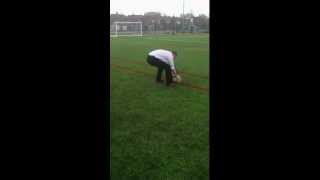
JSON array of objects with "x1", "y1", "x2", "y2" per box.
[
  {"x1": 111, "y1": 36, "x2": 208, "y2": 44},
  {"x1": 142, "y1": 37, "x2": 209, "y2": 44}
]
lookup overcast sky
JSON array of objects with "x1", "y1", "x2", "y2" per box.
[{"x1": 110, "y1": 0, "x2": 209, "y2": 17}]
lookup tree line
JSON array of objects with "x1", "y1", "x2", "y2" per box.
[{"x1": 110, "y1": 12, "x2": 209, "y2": 33}]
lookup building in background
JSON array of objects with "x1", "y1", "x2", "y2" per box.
[{"x1": 110, "y1": 12, "x2": 209, "y2": 35}]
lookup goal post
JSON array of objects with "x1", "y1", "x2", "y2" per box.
[{"x1": 110, "y1": 21, "x2": 143, "y2": 37}]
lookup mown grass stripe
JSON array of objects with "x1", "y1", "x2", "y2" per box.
[
  {"x1": 111, "y1": 57, "x2": 209, "y2": 80},
  {"x1": 111, "y1": 63, "x2": 209, "y2": 93}
]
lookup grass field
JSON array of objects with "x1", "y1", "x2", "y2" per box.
[{"x1": 110, "y1": 34, "x2": 209, "y2": 179}]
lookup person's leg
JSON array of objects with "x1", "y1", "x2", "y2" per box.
[
  {"x1": 147, "y1": 56, "x2": 164, "y2": 82},
  {"x1": 154, "y1": 60, "x2": 172, "y2": 86},
  {"x1": 165, "y1": 66, "x2": 173, "y2": 86},
  {"x1": 156, "y1": 67, "x2": 164, "y2": 82}
]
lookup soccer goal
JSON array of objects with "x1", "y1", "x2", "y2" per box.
[{"x1": 110, "y1": 21, "x2": 143, "y2": 37}]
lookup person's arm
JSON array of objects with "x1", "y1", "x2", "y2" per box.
[
  {"x1": 168, "y1": 59, "x2": 177, "y2": 77},
  {"x1": 171, "y1": 69, "x2": 177, "y2": 77}
]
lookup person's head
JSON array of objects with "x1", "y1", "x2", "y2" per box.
[{"x1": 172, "y1": 51, "x2": 178, "y2": 60}]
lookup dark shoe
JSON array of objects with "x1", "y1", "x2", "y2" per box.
[{"x1": 156, "y1": 80, "x2": 164, "y2": 83}]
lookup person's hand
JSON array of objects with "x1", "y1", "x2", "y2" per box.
[
  {"x1": 171, "y1": 72, "x2": 176, "y2": 77},
  {"x1": 172, "y1": 70, "x2": 177, "y2": 77}
]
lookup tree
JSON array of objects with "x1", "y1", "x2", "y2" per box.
[
  {"x1": 194, "y1": 14, "x2": 209, "y2": 31},
  {"x1": 109, "y1": 12, "x2": 209, "y2": 34}
]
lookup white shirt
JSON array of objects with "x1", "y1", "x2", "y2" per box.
[{"x1": 148, "y1": 49, "x2": 175, "y2": 70}]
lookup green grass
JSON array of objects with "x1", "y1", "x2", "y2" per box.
[{"x1": 111, "y1": 34, "x2": 209, "y2": 179}]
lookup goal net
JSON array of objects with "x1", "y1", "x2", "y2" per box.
[{"x1": 110, "y1": 21, "x2": 143, "y2": 37}]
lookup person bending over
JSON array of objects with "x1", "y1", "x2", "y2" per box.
[{"x1": 146, "y1": 49, "x2": 178, "y2": 86}]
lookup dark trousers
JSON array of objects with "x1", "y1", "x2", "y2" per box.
[{"x1": 147, "y1": 55, "x2": 173, "y2": 85}]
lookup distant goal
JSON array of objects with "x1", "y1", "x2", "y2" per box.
[{"x1": 110, "y1": 21, "x2": 143, "y2": 37}]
